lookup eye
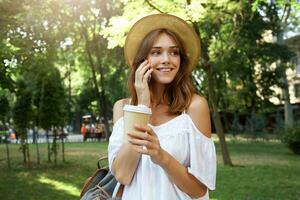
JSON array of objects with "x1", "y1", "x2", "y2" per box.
[
  {"x1": 170, "y1": 50, "x2": 179, "y2": 56},
  {"x1": 150, "y1": 50, "x2": 160, "y2": 55}
]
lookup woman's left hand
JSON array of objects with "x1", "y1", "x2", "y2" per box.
[{"x1": 127, "y1": 124, "x2": 166, "y2": 165}]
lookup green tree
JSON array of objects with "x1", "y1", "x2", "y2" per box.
[
  {"x1": 0, "y1": 89, "x2": 11, "y2": 169},
  {"x1": 208, "y1": 2, "x2": 293, "y2": 134},
  {"x1": 270, "y1": 0, "x2": 300, "y2": 130},
  {"x1": 13, "y1": 79, "x2": 33, "y2": 167},
  {"x1": 0, "y1": 91, "x2": 10, "y2": 122},
  {"x1": 60, "y1": 0, "x2": 126, "y2": 140},
  {"x1": 0, "y1": 0, "x2": 25, "y2": 92},
  {"x1": 39, "y1": 68, "x2": 67, "y2": 165}
]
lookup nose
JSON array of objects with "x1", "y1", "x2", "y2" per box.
[{"x1": 161, "y1": 52, "x2": 170, "y2": 65}]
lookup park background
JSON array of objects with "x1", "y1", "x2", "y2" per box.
[{"x1": 0, "y1": 0, "x2": 300, "y2": 199}]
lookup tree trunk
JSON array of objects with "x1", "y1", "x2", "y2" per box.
[
  {"x1": 94, "y1": 37, "x2": 111, "y2": 142},
  {"x1": 52, "y1": 128, "x2": 57, "y2": 165},
  {"x1": 62, "y1": 135, "x2": 65, "y2": 162},
  {"x1": 5, "y1": 142, "x2": 11, "y2": 169},
  {"x1": 20, "y1": 133, "x2": 27, "y2": 165},
  {"x1": 98, "y1": 75, "x2": 110, "y2": 142},
  {"x1": 205, "y1": 66, "x2": 233, "y2": 166},
  {"x1": 46, "y1": 130, "x2": 51, "y2": 162},
  {"x1": 192, "y1": 22, "x2": 233, "y2": 166},
  {"x1": 36, "y1": 140, "x2": 40, "y2": 165},
  {"x1": 278, "y1": 27, "x2": 294, "y2": 130},
  {"x1": 35, "y1": 129, "x2": 40, "y2": 165},
  {"x1": 283, "y1": 78, "x2": 293, "y2": 130},
  {"x1": 98, "y1": 2, "x2": 114, "y2": 141},
  {"x1": 66, "y1": 64, "x2": 72, "y2": 125},
  {"x1": 81, "y1": 26, "x2": 111, "y2": 141},
  {"x1": 26, "y1": 143, "x2": 31, "y2": 168},
  {"x1": 280, "y1": 60, "x2": 293, "y2": 130}
]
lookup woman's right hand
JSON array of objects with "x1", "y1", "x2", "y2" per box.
[{"x1": 134, "y1": 60, "x2": 153, "y2": 107}]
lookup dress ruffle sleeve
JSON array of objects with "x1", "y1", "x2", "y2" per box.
[
  {"x1": 186, "y1": 116, "x2": 217, "y2": 190},
  {"x1": 108, "y1": 118, "x2": 124, "y2": 172}
]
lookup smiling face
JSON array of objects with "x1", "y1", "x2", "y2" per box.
[
  {"x1": 147, "y1": 33, "x2": 181, "y2": 85},
  {"x1": 129, "y1": 28, "x2": 190, "y2": 106}
]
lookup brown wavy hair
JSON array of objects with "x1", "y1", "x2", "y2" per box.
[{"x1": 127, "y1": 28, "x2": 195, "y2": 115}]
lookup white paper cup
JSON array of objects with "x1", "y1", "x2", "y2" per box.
[{"x1": 123, "y1": 105, "x2": 152, "y2": 143}]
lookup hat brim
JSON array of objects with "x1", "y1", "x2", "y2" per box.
[{"x1": 124, "y1": 14, "x2": 201, "y2": 72}]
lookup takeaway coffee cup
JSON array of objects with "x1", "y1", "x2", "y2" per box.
[{"x1": 123, "y1": 105, "x2": 152, "y2": 143}]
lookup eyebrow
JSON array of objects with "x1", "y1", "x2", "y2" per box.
[{"x1": 151, "y1": 46, "x2": 179, "y2": 49}]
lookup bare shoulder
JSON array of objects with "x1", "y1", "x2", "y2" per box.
[
  {"x1": 113, "y1": 98, "x2": 130, "y2": 123},
  {"x1": 186, "y1": 94, "x2": 212, "y2": 138}
]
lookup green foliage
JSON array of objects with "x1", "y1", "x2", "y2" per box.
[
  {"x1": 77, "y1": 84, "x2": 98, "y2": 114},
  {"x1": 0, "y1": 93, "x2": 10, "y2": 120},
  {"x1": 0, "y1": 39, "x2": 18, "y2": 92},
  {"x1": 12, "y1": 79, "x2": 33, "y2": 165},
  {"x1": 102, "y1": 0, "x2": 298, "y2": 116},
  {"x1": 0, "y1": 0, "x2": 299, "y2": 133},
  {"x1": 282, "y1": 125, "x2": 300, "y2": 155},
  {"x1": 210, "y1": 2, "x2": 294, "y2": 114},
  {"x1": 39, "y1": 69, "x2": 67, "y2": 129},
  {"x1": 12, "y1": 79, "x2": 33, "y2": 132}
]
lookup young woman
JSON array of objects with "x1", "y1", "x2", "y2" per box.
[{"x1": 108, "y1": 14, "x2": 216, "y2": 200}]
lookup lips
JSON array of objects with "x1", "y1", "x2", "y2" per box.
[{"x1": 156, "y1": 67, "x2": 174, "y2": 72}]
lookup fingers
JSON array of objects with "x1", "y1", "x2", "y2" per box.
[
  {"x1": 128, "y1": 136, "x2": 160, "y2": 156},
  {"x1": 128, "y1": 137, "x2": 155, "y2": 149},
  {"x1": 136, "y1": 60, "x2": 150, "y2": 73},
  {"x1": 134, "y1": 124, "x2": 156, "y2": 136},
  {"x1": 144, "y1": 68, "x2": 153, "y2": 82},
  {"x1": 135, "y1": 60, "x2": 152, "y2": 83},
  {"x1": 127, "y1": 130, "x2": 152, "y2": 141},
  {"x1": 128, "y1": 133, "x2": 151, "y2": 154},
  {"x1": 127, "y1": 126, "x2": 159, "y2": 153}
]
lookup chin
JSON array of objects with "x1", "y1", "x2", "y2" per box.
[{"x1": 154, "y1": 77, "x2": 175, "y2": 84}]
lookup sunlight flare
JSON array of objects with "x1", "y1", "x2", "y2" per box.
[{"x1": 38, "y1": 175, "x2": 80, "y2": 196}]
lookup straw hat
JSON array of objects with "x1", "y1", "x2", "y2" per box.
[{"x1": 124, "y1": 14, "x2": 201, "y2": 72}]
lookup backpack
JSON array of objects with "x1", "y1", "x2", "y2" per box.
[{"x1": 80, "y1": 157, "x2": 123, "y2": 200}]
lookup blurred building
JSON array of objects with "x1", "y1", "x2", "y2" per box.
[
  {"x1": 285, "y1": 34, "x2": 300, "y2": 104},
  {"x1": 262, "y1": 32, "x2": 300, "y2": 106}
]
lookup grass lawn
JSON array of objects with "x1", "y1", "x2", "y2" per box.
[
  {"x1": 0, "y1": 137, "x2": 299, "y2": 200},
  {"x1": 210, "y1": 139, "x2": 300, "y2": 200}
]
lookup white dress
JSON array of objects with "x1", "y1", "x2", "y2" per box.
[{"x1": 108, "y1": 113, "x2": 216, "y2": 200}]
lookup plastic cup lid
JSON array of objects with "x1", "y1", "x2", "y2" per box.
[{"x1": 123, "y1": 105, "x2": 152, "y2": 115}]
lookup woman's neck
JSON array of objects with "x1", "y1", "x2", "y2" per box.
[{"x1": 150, "y1": 82, "x2": 169, "y2": 108}]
